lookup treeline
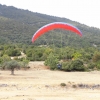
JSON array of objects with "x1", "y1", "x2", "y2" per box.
[
  {"x1": 44, "y1": 46, "x2": 100, "y2": 71},
  {"x1": 0, "y1": 44, "x2": 100, "y2": 72}
]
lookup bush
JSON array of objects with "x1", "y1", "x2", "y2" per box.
[
  {"x1": 60, "y1": 83, "x2": 66, "y2": 87},
  {"x1": 45, "y1": 53, "x2": 59, "y2": 70},
  {"x1": 95, "y1": 61, "x2": 100, "y2": 70},
  {"x1": 87, "y1": 63, "x2": 96, "y2": 70},
  {"x1": 72, "y1": 84, "x2": 77, "y2": 88},
  {"x1": 68, "y1": 59, "x2": 85, "y2": 71},
  {"x1": 62, "y1": 62, "x2": 70, "y2": 71},
  {"x1": 20, "y1": 59, "x2": 29, "y2": 68},
  {"x1": 1, "y1": 55, "x2": 11, "y2": 64},
  {"x1": 92, "y1": 52, "x2": 100, "y2": 62},
  {"x1": 6, "y1": 49, "x2": 21, "y2": 56},
  {"x1": 62, "y1": 59, "x2": 85, "y2": 71}
]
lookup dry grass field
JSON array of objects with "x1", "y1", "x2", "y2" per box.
[{"x1": 0, "y1": 61, "x2": 100, "y2": 100}]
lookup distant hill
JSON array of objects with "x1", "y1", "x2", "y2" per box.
[{"x1": 0, "y1": 4, "x2": 100, "y2": 48}]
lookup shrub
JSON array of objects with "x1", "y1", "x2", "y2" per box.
[
  {"x1": 61, "y1": 59, "x2": 85, "y2": 71},
  {"x1": 62, "y1": 61, "x2": 71, "y2": 71},
  {"x1": 60, "y1": 83, "x2": 66, "y2": 87},
  {"x1": 95, "y1": 61, "x2": 100, "y2": 70},
  {"x1": 6, "y1": 49, "x2": 21, "y2": 56},
  {"x1": 92, "y1": 52, "x2": 100, "y2": 62},
  {"x1": 87, "y1": 63, "x2": 96, "y2": 70},
  {"x1": 72, "y1": 84, "x2": 77, "y2": 88},
  {"x1": 68, "y1": 59, "x2": 85, "y2": 71},
  {"x1": 45, "y1": 53, "x2": 59, "y2": 70}
]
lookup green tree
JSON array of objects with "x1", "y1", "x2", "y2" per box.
[
  {"x1": 92, "y1": 52, "x2": 100, "y2": 62},
  {"x1": 4, "y1": 60, "x2": 20, "y2": 75},
  {"x1": 64, "y1": 59, "x2": 85, "y2": 71},
  {"x1": 1, "y1": 55, "x2": 11, "y2": 63},
  {"x1": 92, "y1": 52, "x2": 100, "y2": 70},
  {"x1": 69, "y1": 59, "x2": 85, "y2": 71},
  {"x1": 6, "y1": 48, "x2": 21, "y2": 56},
  {"x1": 0, "y1": 55, "x2": 11, "y2": 69},
  {"x1": 72, "y1": 52, "x2": 82, "y2": 60},
  {"x1": 45, "y1": 53, "x2": 59, "y2": 70},
  {"x1": 19, "y1": 59, "x2": 29, "y2": 69}
]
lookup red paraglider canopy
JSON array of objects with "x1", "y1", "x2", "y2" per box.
[{"x1": 32, "y1": 22, "x2": 82, "y2": 43}]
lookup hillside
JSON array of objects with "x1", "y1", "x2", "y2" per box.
[{"x1": 0, "y1": 4, "x2": 100, "y2": 48}]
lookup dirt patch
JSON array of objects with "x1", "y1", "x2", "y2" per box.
[{"x1": 29, "y1": 61, "x2": 49, "y2": 70}]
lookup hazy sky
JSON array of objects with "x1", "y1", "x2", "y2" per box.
[{"x1": 0, "y1": 0, "x2": 100, "y2": 28}]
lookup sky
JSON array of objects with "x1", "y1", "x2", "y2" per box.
[{"x1": 0, "y1": 0, "x2": 100, "y2": 28}]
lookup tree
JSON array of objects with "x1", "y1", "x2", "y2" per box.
[
  {"x1": 4, "y1": 60, "x2": 20, "y2": 75},
  {"x1": 62, "y1": 59, "x2": 85, "y2": 71},
  {"x1": 6, "y1": 48, "x2": 21, "y2": 56},
  {"x1": 19, "y1": 59, "x2": 29, "y2": 70},
  {"x1": 1, "y1": 54, "x2": 11, "y2": 63},
  {"x1": 92, "y1": 52, "x2": 100, "y2": 62},
  {"x1": 68, "y1": 59, "x2": 85, "y2": 71},
  {"x1": 72, "y1": 52, "x2": 82, "y2": 60},
  {"x1": 92, "y1": 52, "x2": 100, "y2": 70},
  {"x1": 45, "y1": 53, "x2": 59, "y2": 70}
]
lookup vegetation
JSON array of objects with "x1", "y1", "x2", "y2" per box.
[
  {"x1": 0, "y1": 4, "x2": 100, "y2": 48},
  {"x1": 60, "y1": 83, "x2": 66, "y2": 87},
  {"x1": 44, "y1": 53, "x2": 59, "y2": 70},
  {"x1": 0, "y1": 4, "x2": 100, "y2": 73},
  {"x1": 62, "y1": 59, "x2": 85, "y2": 71},
  {"x1": 0, "y1": 44, "x2": 100, "y2": 72},
  {"x1": 4, "y1": 60, "x2": 20, "y2": 75}
]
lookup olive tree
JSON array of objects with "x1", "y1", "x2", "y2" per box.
[{"x1": 4, "y1": 60, "x2": 20, "y2": 75}]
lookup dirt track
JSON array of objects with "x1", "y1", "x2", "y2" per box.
[{"x1": 0, "y1": 61, "x2": 100, "y2": 100}]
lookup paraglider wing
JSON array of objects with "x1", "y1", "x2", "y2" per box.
[{"x1": 32, "y1": 22, "x2": 82, "y2": 43}]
